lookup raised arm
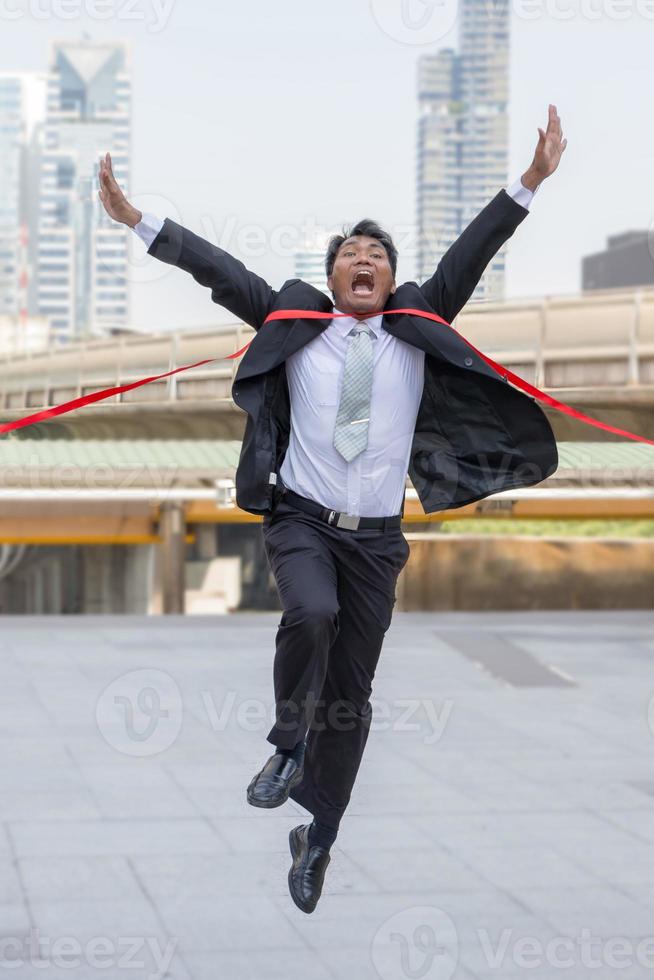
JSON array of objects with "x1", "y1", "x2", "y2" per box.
[
  {"x1": 97, "y1": 152, "x2": 277, "y2": 330},
  {"x1": 420, "y1": 104, "x2": 567, "y2": 322}
]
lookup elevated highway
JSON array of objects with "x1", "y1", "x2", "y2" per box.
[
  {"x1": 0, "y1": 285, "x2": 652, "y2": 614},
  {"x1": 1, "y1": 285, "x2": 653, "y2": 440}
]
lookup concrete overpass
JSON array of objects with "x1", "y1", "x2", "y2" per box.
[
  {"x1": 1, "y1": 284, "x2": 653, "y2": 439},
  {"x1": 0, "y1": 285, "x2": 652, "y2": 615}
]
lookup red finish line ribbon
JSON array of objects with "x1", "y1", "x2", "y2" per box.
[
  {"x1": 0, "y1": 344, "x2": 251, "y2": 436},
  {"x1": 265, "y1": 309, "x2": 654, "y2": 447},
  {"x1": 0, "y1": 308, "x2": 652, "y2": 448}
]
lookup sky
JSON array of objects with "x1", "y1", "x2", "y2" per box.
[{"x1": 2, "y1": 0, "x2": 654, "y2": 330}]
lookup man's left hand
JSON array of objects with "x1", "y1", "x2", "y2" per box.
[{"x1": 521, "y1": 104, "x2": 568, "y2": 191}]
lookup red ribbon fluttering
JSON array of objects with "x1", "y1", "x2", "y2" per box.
[{"x1": 0, "y1": 308, "x2": 652, "y2": 447}]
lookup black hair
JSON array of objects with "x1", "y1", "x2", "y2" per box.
[{"x1": 324, "y1": 218, "x2": 398, "y2": 280}]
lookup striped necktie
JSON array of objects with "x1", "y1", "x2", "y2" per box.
[{"x1": 333, "y1": 322, "x2": 373, "y2": 462}]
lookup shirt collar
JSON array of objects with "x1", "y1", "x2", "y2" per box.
[{"x1": 332, "y1": 308, "x2": 383, "y2": 340}]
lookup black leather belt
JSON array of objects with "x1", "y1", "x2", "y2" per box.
[{"x1": 281, "y1": 488, "x2": 402, "y2": 530}]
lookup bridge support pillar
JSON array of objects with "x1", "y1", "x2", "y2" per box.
[{"x1": 159, "y1": 501, "x2": 186, "y2": 614}]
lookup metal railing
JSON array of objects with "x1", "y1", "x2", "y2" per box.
[
  {"x1": 0, "y1": 320, "x2": 250, "y2": 413},
  {"x1": 2, "y1": 285, "x2": 654, "y2": 413}
]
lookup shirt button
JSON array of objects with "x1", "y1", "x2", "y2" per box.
[{"x1": 464, "y1": 356, "x2": 473, "y2": 367}]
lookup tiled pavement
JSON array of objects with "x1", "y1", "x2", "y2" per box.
[{"x1": 1, "y1": 610, "x2": 653, "y2": 979}]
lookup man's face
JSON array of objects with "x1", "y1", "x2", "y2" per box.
[{"x1": 327, "y1": 235, "x2": 396, "y2": 315}]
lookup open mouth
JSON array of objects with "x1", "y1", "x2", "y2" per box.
[{"x1": 351, "y1": 269, "x2": 375, "y2": 295}]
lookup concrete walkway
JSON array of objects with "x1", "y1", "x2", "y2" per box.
[{"x1": 1, "y1": 610, "x2": 653, "y2": 979}]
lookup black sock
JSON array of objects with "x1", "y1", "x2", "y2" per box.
[
  {"x1": 308, "y1": 818, "x2": 338, "y2": 851},
  {"x1": 275, "y1": 736, "x2": 305, "y2": 766}
]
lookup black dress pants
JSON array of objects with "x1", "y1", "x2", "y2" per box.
[{"x1": 261, "y1": 493, "x2": 410, "y2": 831}]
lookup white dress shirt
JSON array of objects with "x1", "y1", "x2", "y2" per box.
[
  {"x1": 280, "y1": 310, "x2": 425, "y2": 515},
  {"x1": 132, "y1": 177, "x2": 538, "y2": 516}
]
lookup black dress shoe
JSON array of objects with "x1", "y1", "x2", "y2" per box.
[
  {"x1": 246, "y1": 752, "x2": 304, "y2": 808},
  {"x1": 288, "y1": 823, "x2": 331, "y2": 914}
]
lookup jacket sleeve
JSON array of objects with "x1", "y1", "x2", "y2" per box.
[
  {"x1": 146, "y1": 218, "x2": 277, "y2": 331},
  {"x1": 419, "y1": 189, "x2": 530, "y2": 323}
]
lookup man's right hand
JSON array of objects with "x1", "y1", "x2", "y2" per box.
[{"x1": 98, "y1": 152, "x2": 142, "y2": 228}]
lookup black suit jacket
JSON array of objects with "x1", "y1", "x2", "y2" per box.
[{"x1": 147, "y1": 189, "x2": 558, "y2": 516}]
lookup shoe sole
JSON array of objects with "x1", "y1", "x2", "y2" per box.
[{"x1": 246, "y1": 764, "x2": 304, "y2": 809}]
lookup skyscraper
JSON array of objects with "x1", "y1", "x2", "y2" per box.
[
  {"x1": 0, "y1": 74, "x2": 32, "y2": 322},
  {"x1": 417, "y1": 0, "x2": 509, "y2": 303},
  {"x1": 38, "y1": 39, "x2": 131, "y2": 343},
  {"x1": 0, "y1": 73, "x2": 46, "y2": 329},
  {"x1": 0, "y1": 75, "x2": 23, "y2": 321}
]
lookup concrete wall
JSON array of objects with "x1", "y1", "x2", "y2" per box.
[
  {"x1": 0, "y1": 545, "x2": 155, "y2": 614},
  {"x1": 2, "y1": 534, "x2": 652, "y2": 614},
  {"x1": 396, "y1": 534, "x2": 654, "y2": 611}
]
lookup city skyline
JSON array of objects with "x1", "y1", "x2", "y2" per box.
[{"x1": 0, "y1": 2, "x2": 652, "y2": 332}]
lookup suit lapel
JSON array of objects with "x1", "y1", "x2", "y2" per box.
[
  {"x1": 380, "y1": 285, "x2": 434, "y2": 350},
  {"x1": 233, "y1": 282, "x2": 333, "y2": 383},
  {"x1": 383, "y1": 284, "x2": 500, "y2": 381}
]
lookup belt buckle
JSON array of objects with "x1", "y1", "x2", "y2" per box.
[{"x1": 336, "y1": 512, "x2": 360, "y2": 530}]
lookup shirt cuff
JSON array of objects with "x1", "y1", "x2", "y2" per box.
[
  {"x1": 505, "y1": 176, "x2": 540, "y2": 211},
  {"x1": 132, "y1": 212, "x2": 165, "y2": 249}
]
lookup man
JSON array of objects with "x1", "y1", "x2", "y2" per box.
[{"x1": 98, "y1": 104, "x2": 566, "y2": 913}]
